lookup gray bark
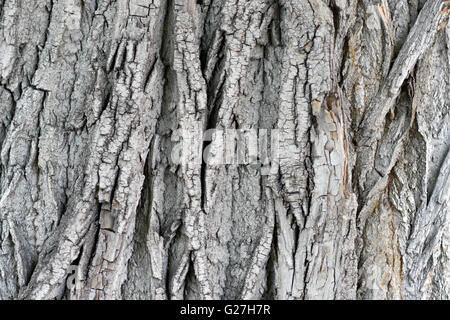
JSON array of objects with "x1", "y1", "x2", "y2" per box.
[{"x1": 0, "y1": 0, "x2": 449, "y2": 300}]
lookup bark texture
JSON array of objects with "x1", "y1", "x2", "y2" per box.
[{"x1": 0, "y1": 0, "x2": 449, "y2": 300}]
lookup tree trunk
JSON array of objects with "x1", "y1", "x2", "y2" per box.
[{"x1": 0, "y1": 0, "x2": 449, "y2": 300}]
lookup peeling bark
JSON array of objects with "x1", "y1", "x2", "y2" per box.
[{"x1": 0, "y1": 0, "x2": 449, "y2": 300}]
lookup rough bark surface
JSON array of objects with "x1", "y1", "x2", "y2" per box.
[{"x1": 0, "y1": 0, "x2": 448, "y2": 300}]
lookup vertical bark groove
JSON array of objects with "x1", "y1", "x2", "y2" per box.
[{"x1": 0, "y1": 0, "x2": 448, "y2": 300}]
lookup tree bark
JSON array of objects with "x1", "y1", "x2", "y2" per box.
[{"x1": 0, "y1": 0, "x2": 449, "y2": 300}]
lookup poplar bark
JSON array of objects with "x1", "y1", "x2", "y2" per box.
[{"x1": 0, "y1": 0, "x2": 449, "y2": 300}]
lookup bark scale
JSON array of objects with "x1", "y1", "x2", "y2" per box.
[{"x1": 0, "y1": 0, "x2": 449, "y2": 300}]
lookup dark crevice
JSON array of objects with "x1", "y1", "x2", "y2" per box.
[
  {"x1": 143, "y1": 57, "x2": 158, "y2": 90},
  {"x1": 330, "y1": 0, "x2": 341, "y2": 41},
  {"x1": 86, "y1": 217, "x2": 101, "y2": 271}
]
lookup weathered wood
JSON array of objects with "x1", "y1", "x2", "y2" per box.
[{"x1": 0, "y1": 0, "x2": 448, "y2": 300}]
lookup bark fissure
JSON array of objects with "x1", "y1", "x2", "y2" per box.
[{"x1": 0, "y1": 0, "x2": 448, "y2": 300}]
